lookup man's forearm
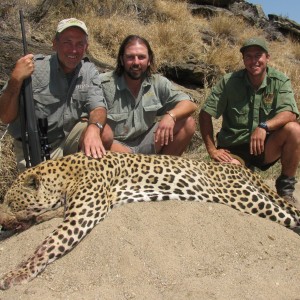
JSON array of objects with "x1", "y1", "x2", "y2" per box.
[
  {"x1": 199, "y1": 110, "x2": 217, "y2": 156},
  {"x1": 88, "y1": 107, "x2": 107, "y2": 125},
  {"x1": 170, "y1": 100, "x2": 197, "y2": 120},
  {"x1": 265, "y1": 111, "x2": 297, "y2": 132}
]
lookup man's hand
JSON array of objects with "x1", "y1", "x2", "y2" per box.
[
  {"x1": 250, "y1": 127, "x2": 267, "y2": 156},
  {"x1": 81, "y1": 124, "x2": 106, "y2": 158},
  {"x1": 0, "y1": 54, "x2": 35, "y2": 124},
  {"x1": 155, "y1": 114, "x2": 175, "y2": 146},
  {"x1": 12, "y1": 54, "x2": 35, "y2": 82},
  {"x1": 209, "y1": 148, "x2": 234, "y2": 163}
]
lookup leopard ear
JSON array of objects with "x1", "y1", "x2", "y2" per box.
[{"x1": 23, "y1": 174, "x2": 40, "y2": 190}]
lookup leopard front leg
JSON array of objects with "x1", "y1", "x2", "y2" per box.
[{"x1": 0, "y1": 205, "x2": 109, "y2": 290}]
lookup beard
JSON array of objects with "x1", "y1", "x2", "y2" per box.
[{"x1": 125, "y1": 66, "x2": 148, "y2": 80}]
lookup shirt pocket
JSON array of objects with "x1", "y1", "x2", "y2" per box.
[
  {"x1": 143, "y1": 103, "x2": 162, "y2": 127},
  {"x1": 34, "y1": 93, "x2": 61, "y2": 119},
  {"x1": 231, "y1": 107, "x2": 249, "y2": 124},
  {"x1": 259, "y1": 105, "x2": 274, "y2": 120}
]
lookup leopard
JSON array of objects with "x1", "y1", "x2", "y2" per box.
[{"x1": 0, "y1": 151, "x2": 299, "y2": 290}]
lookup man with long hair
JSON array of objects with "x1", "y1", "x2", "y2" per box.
[{"x1": 100, "y1": 35, "x2": 197, "y2": 155}]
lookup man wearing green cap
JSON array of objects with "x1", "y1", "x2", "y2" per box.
[
  {"x1": 199, "y1": 37, "x2": 300, "y2": 207},
  {"x1": 0, "y1": 18, "x2": 113, "y2": 171}
]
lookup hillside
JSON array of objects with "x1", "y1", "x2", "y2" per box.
[{"x1": 1, "y1": 0, "x2": 300, "y2": 95}]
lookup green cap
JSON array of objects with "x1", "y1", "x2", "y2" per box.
[{"x1": 240, "y1": 37, "x2": 268, "y2": 53}]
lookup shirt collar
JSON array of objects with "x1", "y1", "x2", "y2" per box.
[
  {"x1": 244, "y1": 67, "x2": 268, "y2": 91},
  {"x1": 52, "y1": 54, "x2": 82, "y2": 75},
  {"x1": 116, "y1": 74, "x2": 152, "y2": 91}
]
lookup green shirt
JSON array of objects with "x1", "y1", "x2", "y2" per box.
[
  {"x1": 202, "y1": 66, "x2": 299, "y2": 147},
  {"x1": 100, "y1": 71, "x2": 192, "y2": 141},
  {"x1": 7, "y1": 54, "x2": 106, "y2": 145}
]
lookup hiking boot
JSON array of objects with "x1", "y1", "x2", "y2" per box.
[
  {"x1": 282, "y1": 194, "x2": 300, "y2": 210},
  {"x1": 276, "y1": 175, "x2": 297, "y2": 197}
]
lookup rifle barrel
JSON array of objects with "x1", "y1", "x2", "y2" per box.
[{"x1": 19, "y1": 9, "x2": 42, "y2": 166}]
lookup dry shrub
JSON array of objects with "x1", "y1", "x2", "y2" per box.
[
  {"x1": 205, "y1": 39, "x2": 241, "y2": 74},
  {"x1": 0, "y1": 127, "x2": 17, "y2": 203},
  {"x1": 147, "y1": 19, "x2": 202, "y2": 66},
  {"x1": 88, "y1": 14, "x2": 143, "y2": 62},
  {"x1": 293, "y1": 42, "x2": 300, "y2": 60},
  {"x1": 210, "y1": 14, "x2": 245, "y2": 39},
  {"x1": 153, "y1": 0, "x2": 190, "y2": 22},
  {"x1": 267, "y1": 39, "x2": 300, "y2": 106}
]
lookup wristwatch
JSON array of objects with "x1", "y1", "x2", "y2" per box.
[
  {"x1": 88, "y1": 122, "x2": 103, "y2": 132},
  {"x1": 258, "y1": 122, "x2": 269, "y2": 132}
]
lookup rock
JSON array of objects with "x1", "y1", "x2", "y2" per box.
[
  {"x1": 268, "y1": 14, "x2": 300, "y2": 41},
  {"x1": 160, "y1": 60, "x2": 220, "y2": 88},
  {"x1": 187, "y1": 0, "x2": 238, "y2": 8},
  {"x1": 188, "y1": 4, "x2": 233, "y2": 18}
]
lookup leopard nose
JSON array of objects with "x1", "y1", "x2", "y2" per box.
[{"x1": 0, "y1": 214, "x2": 19, "y2": 231}]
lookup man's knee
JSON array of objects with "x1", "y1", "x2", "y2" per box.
[
  {"x1": 179, "y1": 116, "x2": 196, "y2": 136},
  {"x1": 284, "y1": 121, "x2": 300, "y2": 140},
  {"x1": 268, "y1": 121, "x2": 300, "y2": 151}
]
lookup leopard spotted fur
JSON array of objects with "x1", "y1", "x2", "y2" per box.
[{"x1": 0, "y1": 151, "x2": 299, "y2": 289}]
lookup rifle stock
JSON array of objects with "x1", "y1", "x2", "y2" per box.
[{"x1": 19, "y1": 9, "x2": 42, "y2": 167}]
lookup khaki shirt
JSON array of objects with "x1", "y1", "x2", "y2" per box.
[
  {"x1": 7, "y1": 54, "x2": 106, "y2": 145},
  {"x1": 202, "y1": 66, "x2": 299, "y2": 147},
  {"x1": 100, "y1": 71, "x2": 192, "y2": 141}
]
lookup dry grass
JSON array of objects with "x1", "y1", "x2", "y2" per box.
[
  {"x1": 267, "y1": 39, "x2": 300, "y2": 103},
  {"x1": 146, "y1": 19, "x2": 202, "y2": 66},
  {"x1": 210, "y1": 14, "x2": 244, "y2": 38},
  {"x1": 12, "y1": 0, "x2": 300, "y2": 107},
  {"x1": 0, "y1": 128, "x2": 17, "y2": 201},
  {"x1": 205, "y1": 39, "x2": 241, "y2": 74},
  {"x1": 293, "y1": 43, "x2": 300, "y2": 60}
]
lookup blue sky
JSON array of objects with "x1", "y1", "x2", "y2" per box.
[{"x1": 249, "y1": 1, "x2": 300, "y2": 24}]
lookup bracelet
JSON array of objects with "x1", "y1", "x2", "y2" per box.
[{"x1": 166, "y1": 111, "x2": 176, "y2": 122}]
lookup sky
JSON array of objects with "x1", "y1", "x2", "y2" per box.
[{"x1": 249, "y1": 1, "x2": 300, "y2": 24}]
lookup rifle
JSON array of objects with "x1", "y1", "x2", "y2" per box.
[{"x1": 19, "y1": 9, "x2": 50, "y2": 167}]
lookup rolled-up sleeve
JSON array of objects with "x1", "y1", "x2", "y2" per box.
[{"x1": 82, "y1": 64, "x2": 107, "y2": 112}]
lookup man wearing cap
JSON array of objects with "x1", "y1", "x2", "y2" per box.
[
  {"x1": 0, "y1": 18, "x2": 113, "y2": 171},
  {"x1": 199, "y1": 37, "x2": 300, "y2": 207}
]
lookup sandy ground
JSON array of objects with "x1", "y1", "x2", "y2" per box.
[{"x1": 0, "y1": 182, "x2": 300, "y2": 300}]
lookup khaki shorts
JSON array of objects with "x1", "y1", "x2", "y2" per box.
[
  {"x1": 14, "y1": 121, "x2": 88, "y2": 172},
  {"x1": 113, "y1": 123, "x2": 158, "y2": 154}
]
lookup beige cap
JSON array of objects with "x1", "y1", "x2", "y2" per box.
[{"x1": 56, "y1": 18, "x2": 88, "y2": 35}]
